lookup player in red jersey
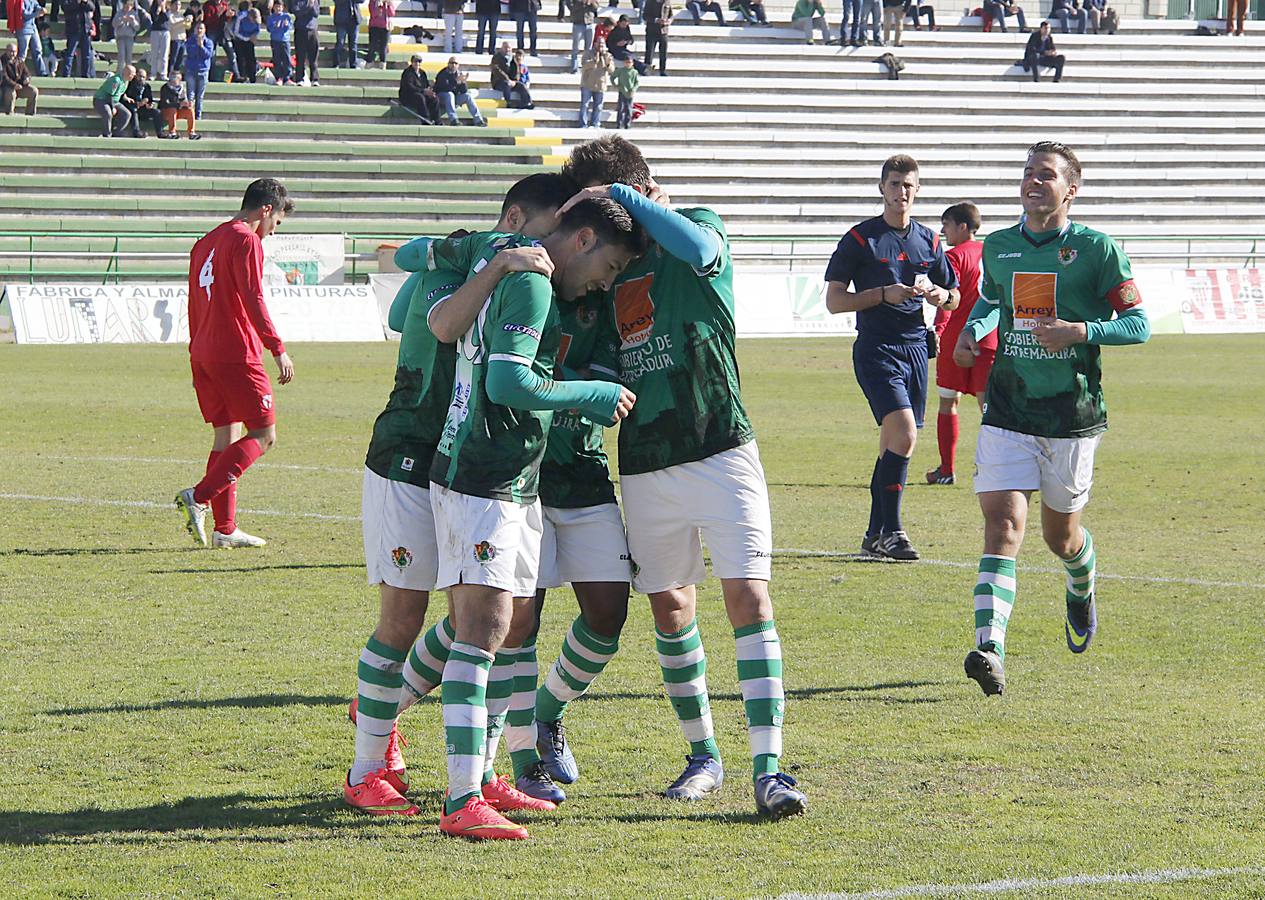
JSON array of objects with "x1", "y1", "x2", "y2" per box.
[
  {"x1": 926, "y1": 202, "x2": 993, "y2": 486},
  {"x1": 175, "y1": 178, "x2": 296, "y2": 548}
]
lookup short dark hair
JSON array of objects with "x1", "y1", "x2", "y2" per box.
[
  {"x1": 562, "y1": 136, "x2": 652, "y2": 191},
  {"x1": 1028, "y1": 140, "x2": 1082, "y2": 187},
  {"x1": 241, "y1": 178, "x2": 295, "y2": 215},
  {"x1": 880, "y1": 154, "x2": 919, "y2": 182},
  {"x1": 557, "y1": 197, "x2": 649, "y2": 257},
  {"x1": 941, "y1": 201, "x2": 981, "y2": 233},
  {"x1": 499, "y1": 172, "x2": 576, "y2": 220}
]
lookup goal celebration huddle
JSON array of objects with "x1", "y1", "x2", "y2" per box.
[{"x1": 173, "y1": 137, "x2": 1148, "y2": 841}]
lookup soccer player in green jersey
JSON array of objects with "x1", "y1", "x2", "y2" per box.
[
  {"x1": 557, "y1": 137, "x2": 809, "y2": 820},
  {"x1": 952, "y1": 141, "x2": 1150, "y2": 696},
  {"x1": 346, "y1": 174, "x2": 572, "y2": 817},
  {"x1": 429, "y1": 199, "x2": 647, "y2": 841}
]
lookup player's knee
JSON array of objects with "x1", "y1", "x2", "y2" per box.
[
  {"x1": 582, "y1": 596, "x2": 628, "y2": 638},
  {"x1": 1042, "y1": 526, "x2": 1079, "y2": 559}
]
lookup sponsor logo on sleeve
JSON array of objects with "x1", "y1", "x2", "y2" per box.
[{"x1": 503, "y1": 323, "x2": 542, "y2": 340}]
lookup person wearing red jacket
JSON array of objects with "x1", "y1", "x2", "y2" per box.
[
  {"x1": 927, "y1": 201, "x2": 991, "y2": 486},
  {"x1": 176, "y1": 178, "x2": 296, "y2": 548}
]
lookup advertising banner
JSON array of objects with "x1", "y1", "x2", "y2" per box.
[{"x1": 262, "y1": 234, "x2": 346, "y2": 286}]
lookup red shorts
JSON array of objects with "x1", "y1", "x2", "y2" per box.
[
  {"x1": 935, "y1": 347, "x2": 996, "y2": 397},
  {"x1": 191, "y1": 360, "x2": 276, "y2": 428}
]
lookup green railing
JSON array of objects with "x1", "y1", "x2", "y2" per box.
[{"x1": 0, "y1": 231, "x2": 1261, "y2": 285}]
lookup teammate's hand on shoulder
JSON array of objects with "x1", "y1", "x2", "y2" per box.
[
  {"x1": 274, "y1": 351, "x2": 294, "y2": 384},
  {"x1": 556, "y1": 184, "x2": 612, "y2": 218},
  {"x1": 495, "y1": 245, "x2": 554, "y2": 279},
  {"x1": 1032, "y1": 318, "x2": 1086, "y2": 353},
  {"x1": 645, "y1": 177, "x2": 671, "y2": 206},
  {"x1": 953, "y1": 331, "x2": 979, "y2": 368}
]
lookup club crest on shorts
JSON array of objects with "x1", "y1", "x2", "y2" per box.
[
  {"x1": 261, "y1": 394, "x2": 273, "y2": 410},
  {"x1": 391, "y1": 546, "x2": 413, "y2": 569},
  {"x1": 473, "y1": 541, "x2": 497, "y2": 563},
  {"x1": 1057, "y1": 247, "x2": 1077, "y2": 266}
]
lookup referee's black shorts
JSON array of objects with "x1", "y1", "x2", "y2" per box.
[{"x1": 852, "y1": 338, "x2": 928, "y2": 427}]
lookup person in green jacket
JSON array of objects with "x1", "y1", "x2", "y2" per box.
[
  {"x1": 610, "y1": 54, "x2": 639, "y2": 129},
  {"x1": 93, "y1": 64, "x2": 135, "y2": 137},
  {"x1": 791, "y1": 0, "x2": 829, "y2": 42}
]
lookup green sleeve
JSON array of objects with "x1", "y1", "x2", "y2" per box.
[
  {"x1": 1086, "y1": 306, "x2": 1150, "y2": 346},
  {"x1": 1094, "y1": 234, "x2": 1134, "y2": 302},
  {"x1": 393, "y1": 236, "x2": 432, "y2": 274},
  {"x1": 486, "y1": 361, "x2": 623, "y2": 424},
  {"x1": 967, "y1": 295, "x2": 1000, "y2": 342},
  {"x1": 429, "y1": 232, "x2": 487, "y2": 278},
  {"x1": 486, "y1": 271, "x2": 552, "y2": 364}
]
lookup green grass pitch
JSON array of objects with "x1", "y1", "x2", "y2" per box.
[{"x1": 0, "y1": 335, "x2": 1262, "y2": 899}]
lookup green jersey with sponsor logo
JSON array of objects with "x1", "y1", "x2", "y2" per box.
[
  {"x1": 975, "y1": 221, "x2": 1138, "y2": 438},
  {"x1": 428, "y1": 231, "x2": 561, "y2": 504},
  {"x1": 364, "y1": 265, "x2": 464, "y2": 488},
  {"x1": 539, "y1": 294, "x2": 618, "y2": 509},
  {"x1": 604, "y1": 207, "x2": 754, "y2": 476}
]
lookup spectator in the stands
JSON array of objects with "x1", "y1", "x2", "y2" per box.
[
  {"x1": 167, "y1": 0, "x2": 188, "y2": 74},
  {"x1": 730, "y1": 0, "x2": 767, "y2": 24},
  {"x1": 1, "y1": 42, "x2": 39, "y2": 113},
  {"x1": 289, "y1": 0, "x2": 319, "y2": 84},
  {"x1": 62, "y1": 0, "x2": 95, "y2": 77},
  {"x1": 183, "y1": 19, "x2": 213, "y2": 114},
  {"x1": 148, "y1": 0, "x2": 172, "y2": 77},
  {"x1": 441, "y1": 0, "x2": 464, "y2": 53},
  {"x1": 1226, "y1": 0, "x2": 1245, "y2": 35},
  {"x1": 398, "y1": 52, "x2": 438, "y2": 120},
  {"x1": 16, "y1": 0, "x2": 46, "y2": 75},
  {"x1": 642, "y1": 0, "x2": 669, "y2": 75},
  {"x1": 610, "y1": 52, "x2": 636, "y2": 128},
  {"x1": 985, "y1": 0, "x2": 1026, "y2": 32},
  {"x1": 474, "y1": 0, "x2": 498, "y2": 52},
  {"x1": 231, "y1": 1, "x2": 261, "y2": 80},
  {"x1": 861, "y1": 0, "x2": 880, "y2": 44},
  {"x1": 880, "y1": 0, "x2": 903, "y2": 43},
  {"x1": 792, "y1": 0, "x2": 829, "y2": 44},
  {"x1": 509, "y1": 0, "x2": 537, "y2": 54},
  {"x1": 607, "y1": 14, "x2": 646, "y2": 72},
  {"x1": 203, "y1": 0, "x2": 240, "y2": 78},
  {"x1": 511, "y1": 46, "x2": 533, "y2": 106},
  {"x1": 1049, "y1": 0, "x2": 1085, "y2": 32},
  {"x1": 1023, "y1": 20, "x2": 1063, "y2": 81},
  {"x1": 834, "y1": 0, "x2": 858, "y2": 43},
  {"x1": 123, "y1": 66, "x2": 165, "y2": 135},
  {"x1": 434, "y1": 55, "x2": 486, "y2": 125},
  {"x1": 267, "y1": 0, "x2": 292, "y2": 82},
  {"x1": 490, "y1": 40, "x2": 531, "y2": 106},
  {"x1": 686, "y1": 0, "x2": 722, "y2": 24},
  {"x1": 366, "y1": 0, "x2": 392, "y2": 67},
  {"x1": 904, "y1": 0, "x2": 935, "y2": 29},
  {"x1": 333, "y1": 0, "x2": 361, "y2": 67},
  {"x1": 113, "y1": 0, "x2": 151, "y2": 66},
  {"x1": 94, "y1": 64, "x2": 134, "y2": 135},
  {"x1": 577, "y1": 38, "x2": 611, "y2": 127},
  {"x1": 159, "y1": 67, "x2": 199, "y2": 135},
  {"x1": 1086, "y1": 0, "x2": 1115, "y2": 32},
  {"x1": 595, "y1": 14, "x2": 613, "y2": 42},
  {"x1": 37, "y1": 17, "x2": 58, "y2": 75},
  {"x1": 568, "y1": 0, "x2": 597, "y2": 73}
]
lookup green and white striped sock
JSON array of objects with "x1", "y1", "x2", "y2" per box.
[
  {"x1": 506, "y1": 638, "x2": 543, "y2": 780},
  {"x1": 398, "y1": 616, "x2": 454, "y2": 715},
  {"x1": 482, "y1": 649, "x2": 516, "y2": 785},
  {"x1": 351, "y1": 635, "x2": 406, "y2": 785},
  {"x1": 656, "y1": 619, "x2": 720, "y2": 760},
  {"x1": 975, "y1": 554, "x2": 1018, "y2": 661},
  {"x1": 735, "y1": 620, "x2": 784, "y2": 781},
  {"x1": 1063, "y1": 528, "x2": 1096, "y2": 606},
  {"x1": 536, "y1": 615, "x2": 619, "y2": 724},
  {"x1": 441, "y1": 641, "x2": 492, "y2": 814}
]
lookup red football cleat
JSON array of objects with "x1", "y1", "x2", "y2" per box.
[
  {"x1": 348, "y1": 698, "x2": 410, "y2": 795},
  {"x1": 482, "y1": 775, "x2": 558, "y2": 812},
  {"x1": 343, "y1": 770, "x2": 419, "y2": 816},
  {"x1": 439, "y1": 795, "x2": 529, "y2": 840}
]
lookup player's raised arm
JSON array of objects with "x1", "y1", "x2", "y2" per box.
[{"x1": 429, "y1": 245, "x2": 554, "y2": 343}]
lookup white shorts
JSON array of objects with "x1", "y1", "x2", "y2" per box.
[
  {"x1": 362, "y1": 468, "x2": 439, "y2": 592},
  {"x1": 620, "y1": 441, "x2": 774, "y2": 595},
  {"x1": 973, "y1": 424, "x2": 1102, "y2": 514},
  {"x1": 430, "y1": 482, "x2": 543, "y2": 597},
  {"x1": 537, "y1": 503, "x2": 633, "y2": 590}
]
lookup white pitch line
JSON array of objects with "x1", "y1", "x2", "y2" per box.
[
  {"x1": 1, "y1": 492, "x2": 1261, "y2": 592},
  {"x1": 775, "y1": 865, "x2": 1265, "y2": 900},
  {"x1": 33, "y1": 453, "x2": 361, "y2": 475}
]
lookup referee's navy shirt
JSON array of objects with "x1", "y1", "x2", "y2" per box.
[{"x1": 824, "y1": 216, "x2": 957, "y2": 346}]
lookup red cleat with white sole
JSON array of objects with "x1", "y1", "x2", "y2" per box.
[
  {"x1": 348, "y1": 698, "x2": 410, "y2": 795},
  {"x1": 439, "y1": 795, "x2": 529, "y2": 840},
  {"x1": 482, "y1": 775, "x2": 558, "y2": 812},
  {"x1": 343, "y1": 770, "x2": 419, "y2": 816}
]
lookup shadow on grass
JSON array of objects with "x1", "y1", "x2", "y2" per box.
[
  {"x1": 0, "y1": 793, "x2": 379, "y2": 845},
  {"x1": 45, "y1": 693, "x2": 349, "y2": 717},
  {"x1": 148, "y1": 563, "x2": 362, "y2": 574},
  {"x1": 582, "y1": 680, "x2": 951, "y2": 704},
  {"x1": 3, "y1": 547, "x2": 201, "y2": 557}
]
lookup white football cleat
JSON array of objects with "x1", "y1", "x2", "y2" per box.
[
  {"x1": 212, "y1": 528, "x2": 267, "y2": 548},
  {"x1": 175, "y1": 487, "x2": 209, "y2": 547}
]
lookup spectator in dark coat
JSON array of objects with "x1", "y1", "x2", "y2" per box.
[
  {"x1": 433, "y1": 55, "x2": 485, "y2": 125},
  {"x1": 1024, "y1": 20, "x2": 1064, "y2": 81},
  {"x1": 1, "y1": 43, "x2": 39, "y2": 113},
  {"x1": 202, "y1": 0, "x2": 240, "y2": 78},
  {"x1": 509, "y1": 0, "x2": 536, "y2": 54},
  {"x1": 606, "y1": 15, "x2": 645, "y2": 72},
  {"x1": 122, "y1": 66, "x2": 164, "y2": 135},
  {"x1": 159, "y1": 67, "x2": 199, "y2": 135},
  {"x1": 332, "y1": 0, "x2": 360, "y2": 67},
  {"x1": 62, "y1": 0, "x2": 95, "y2": 77},
  {"x1": 489, "y1": 40, "x2": 531, "y2": 107},
  {"x1": 289, "y1": 0, "x2": 319, "y2": 83},
  {"x1": 474, "y1": 0, "x2": 498, "y2": 52},
  {"x1": 642, "y1": 0, "x2": 669, "y2": 75},
  {"x1": 398, "y1": 52, "x2": 438, "y2": 121}
]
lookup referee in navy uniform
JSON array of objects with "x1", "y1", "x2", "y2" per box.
[{"x1": 825, "y1": 154, "x2": 959, "y2": 561}]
